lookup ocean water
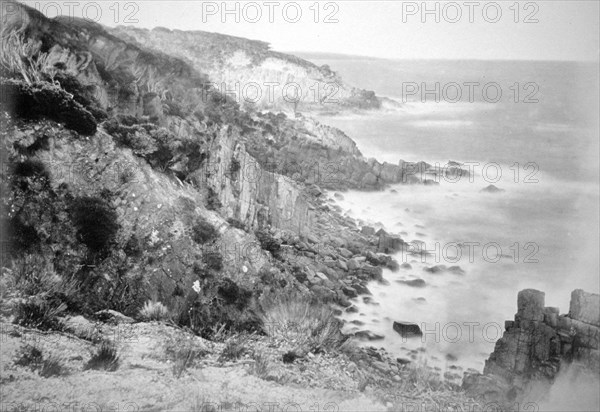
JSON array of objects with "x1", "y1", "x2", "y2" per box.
[{"x1": 306, "y1": 57, "x2": 600, "y2": 372}]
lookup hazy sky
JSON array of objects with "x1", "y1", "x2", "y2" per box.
[{"x1": 22, "y1": 0, "x2": 600, "y2": 61}]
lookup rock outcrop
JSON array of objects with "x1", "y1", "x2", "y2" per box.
[{"x1": 464, "y1": 289, "x2": 600, "y2": 408}]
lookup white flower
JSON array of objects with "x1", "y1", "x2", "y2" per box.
[
  {"x1": 242, "y1": 265, "x2": 248, "y2": 273},
  {"x1": 192, "y1": 280, "x2": 201, "y2": 294}
]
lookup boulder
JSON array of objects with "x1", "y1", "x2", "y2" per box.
[
  {"x1": 347, "y1": 258, "x2": 361, "y2": 271},
  {"x1": 342, "y1": 286, "x2": 358, "y2": 298},
  {"x1": 377, "y1": 232, "x2": 405, "y2": 253},
  {"x1": 397, "y1": 278, "x2": 426, "y2": 288},
  {"x1": 95, "y1": 309, "x2": 134, "y2": 324},
  {"x1": 393, "y1": 321, "x2": 423, "y2": 337}
]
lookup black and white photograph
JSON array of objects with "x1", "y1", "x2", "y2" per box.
[{"x1": 0, "y1": 0, "x2": 599, "y2": 410}]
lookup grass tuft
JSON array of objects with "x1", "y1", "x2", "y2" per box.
[
  {"x1": 84, "y1": 341, "x2": 120, "y2": 372},
  {"x1": 139, "y1": 300, "x2": 170, "y2": 321}
]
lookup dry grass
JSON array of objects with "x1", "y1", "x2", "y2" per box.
[
  {"x1": 139, "y1": 300, "x2": 170, "y2": 322},
  {"x1": 1, "y1": 27, "x2": 80, "y2": 84},
  {"x1": 259, "y1": 292, "x2": 347, "y2": 355}
]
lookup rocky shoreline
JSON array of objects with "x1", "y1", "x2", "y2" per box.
[{"x1": 1, "y1": 2, "x2": 598, "y2": 410}]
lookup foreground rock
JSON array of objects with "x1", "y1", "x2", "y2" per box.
[{"x1": 464, "y1": 289, "x2": 600, "y2": 408}]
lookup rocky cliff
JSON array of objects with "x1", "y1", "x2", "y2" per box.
[
  {"x1": 464, "y1": 289, "x2": 600, "y2": 409},
  {"x1": 110, "y1": 26, "x2": 382, "y2": 113},
  {"x1": 1, "y1": 1, "x2": 413, "y2": 334}
]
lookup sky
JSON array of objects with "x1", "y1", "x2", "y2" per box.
[{"x1": 19, "y1": 0, "x2": 600, "y2": 61}]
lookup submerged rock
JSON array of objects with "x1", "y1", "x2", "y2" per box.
[
  {"x1": 481, "y1": 184, "x2": 505, "y2": 193},
  {"x1": 397, "y1": 278, "x2": 427, "y2": 288}
]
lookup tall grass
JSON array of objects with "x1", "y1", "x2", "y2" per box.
[
  {"x1": 259, "y1": 292, "x2": 347, "y2": 354},
  {"x1": 1, "y1": 27, "x2": 80, "y2": 84}
]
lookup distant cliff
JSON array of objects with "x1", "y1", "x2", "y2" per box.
[{"x1": 110, "y1": 26, "x2": 381, "y2": 113}]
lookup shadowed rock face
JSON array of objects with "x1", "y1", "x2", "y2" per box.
[{"x1": 464, "y1": 289, "x2": 600, "y2": 407}]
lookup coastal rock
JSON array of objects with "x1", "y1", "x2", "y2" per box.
[
  {"x1": 342, "y1": 286, "x2": 358, "y2": 298},
  {"x1": 393, "y1": 321, "x2": 423, "y2": 337},
  {"x1": 569, "y1": 289, "x2": 600, "y2": 327},
  {"x1": 397, "y1": 278, "x2": 426, "y2": 288},
  {"x1": 464, "y1": 289, "x2": 600, "y2": 408},
  {"x1": 377, "y1": 232, "x2": 405, "y2": 254},
  {"x1": 481, "y1": 184, "x2": 505, "y2": 193}
]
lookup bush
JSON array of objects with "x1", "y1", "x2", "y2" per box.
[
  {"x1": 52, "y1": 72, "x2": 107, "y2": 122},
  {"x1": 0, "y1": 78, "x2": 97, "y2": 135},
  {"x1": 255, "y1": 229, "x2": 281, "y2": 257},
  {"x1": 259, "y1": 292, "x2": 347, "y2": 354},
  {"x1": 139, "y1": 300, "x2": 170, "y2": 321},
  {"x1": 103, "y1": 118, "x2": 158, "y2": 157},
  {"x1": 173, "y1": 278, "x2": 259, "y2": 339},
  {"x1": 14, "y1": 298, "x2": 67, "y2": 330},
  {"x1": 218, "y1": 334, "x2": 249, "y2": 362},
  {"x1": 203, "y1": 252, "x2": 223, "y2": 272},
  {"x1": 191, "y1": 219, "x2": 218, "y2": 244},
  {"x1": 205, "y1": 187, "x2": 222, "y2": 211},
  {"x1": 39, "y1": 355, "x2": 66, "y2": 378},
  {"x1": 14, "y1": 344, "x2": 43, "y2": 369},
  {"x1": 163, "y1": 334, "x2": 208, "y2": 378},
  {"x1": 70, "y1": 196, "x2": 119, "y2": 255},
  {"x1": 84, "y1": 341, "x2": 120, "y2": 371},
  {"x1": 250, "y1": 352, "x2": 270, "y2": 379}
]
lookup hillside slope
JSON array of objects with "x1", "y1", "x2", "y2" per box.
[{"x1": 111, "y1": 26, "x2": 382, "y2": 113}]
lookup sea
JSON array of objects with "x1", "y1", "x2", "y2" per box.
[{"x1": 298, "y1": 54, "x2": 600, "y2": 373}]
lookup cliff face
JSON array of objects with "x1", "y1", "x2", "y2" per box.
[
  {"x1": 464, "y1": 289, "x2": 600, "y2": 408},
  {"x1": 110, "y1": 26, "x2": 381, "y2": 113}
]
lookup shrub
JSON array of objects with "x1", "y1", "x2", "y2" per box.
[
  {"x1": 84, "y1": 341, "x2": 120, "y2": 371},
  {"x1": 218, "y1": 334, "x2": 249, "y2": 362},
  {"x1": 14, "y1": 298, "x2": 67, "y2": 331},
  {"x1": 103, "y1": 118, "x2": 158, "y2": 157},
  {"x1": 191, "y1": 219, "x2": 218, "y2": 244},
  {"x1": 13, "y1": 344, "x2": 66, "y2": 378},
  {"x1": 39, "y1": 355, "x2": 66, "y2": 378},
  {"x1": 255, "y1": 229, "x2": 281, "y2": 257},
  {"x1": 282, "y1": 351, "x2": 299, "y2": 364},
  {"x1": 203, "y1": 252, "x2": 223, "y2": 272},
  {"x1": 173, "y1": 278, "x2": 259, "y2": 339},
  {"x1": 259, "y1": 292, "x2": 347, "y2": 354},
  {"x1": 229, "y1": 158, "x2": 241, "y2": 180},
  {"x1": 205, "y1": 187, "x2": 222, "y2": 211},
  {"x1": 0, "y1": 78, "x2": 97, "y2": 135},
  {"x1": 52, "y1": 72, "x2": 107, "y2": 122},
  {"x1": 163, "y1": 334, "x2": 207, "y2": 378},
  {"x1": 139, "y1": 300, "x2": 170, "y2": 321},
  {"x1": 14, "y1": 344, "x2": 44, "y2": 369},
  {"x1": 70, "y1": 196, "x2": 119, "y2": 255},
  {"x1": 250, "y1": 352, "x2": 270, "y2": 379}
]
